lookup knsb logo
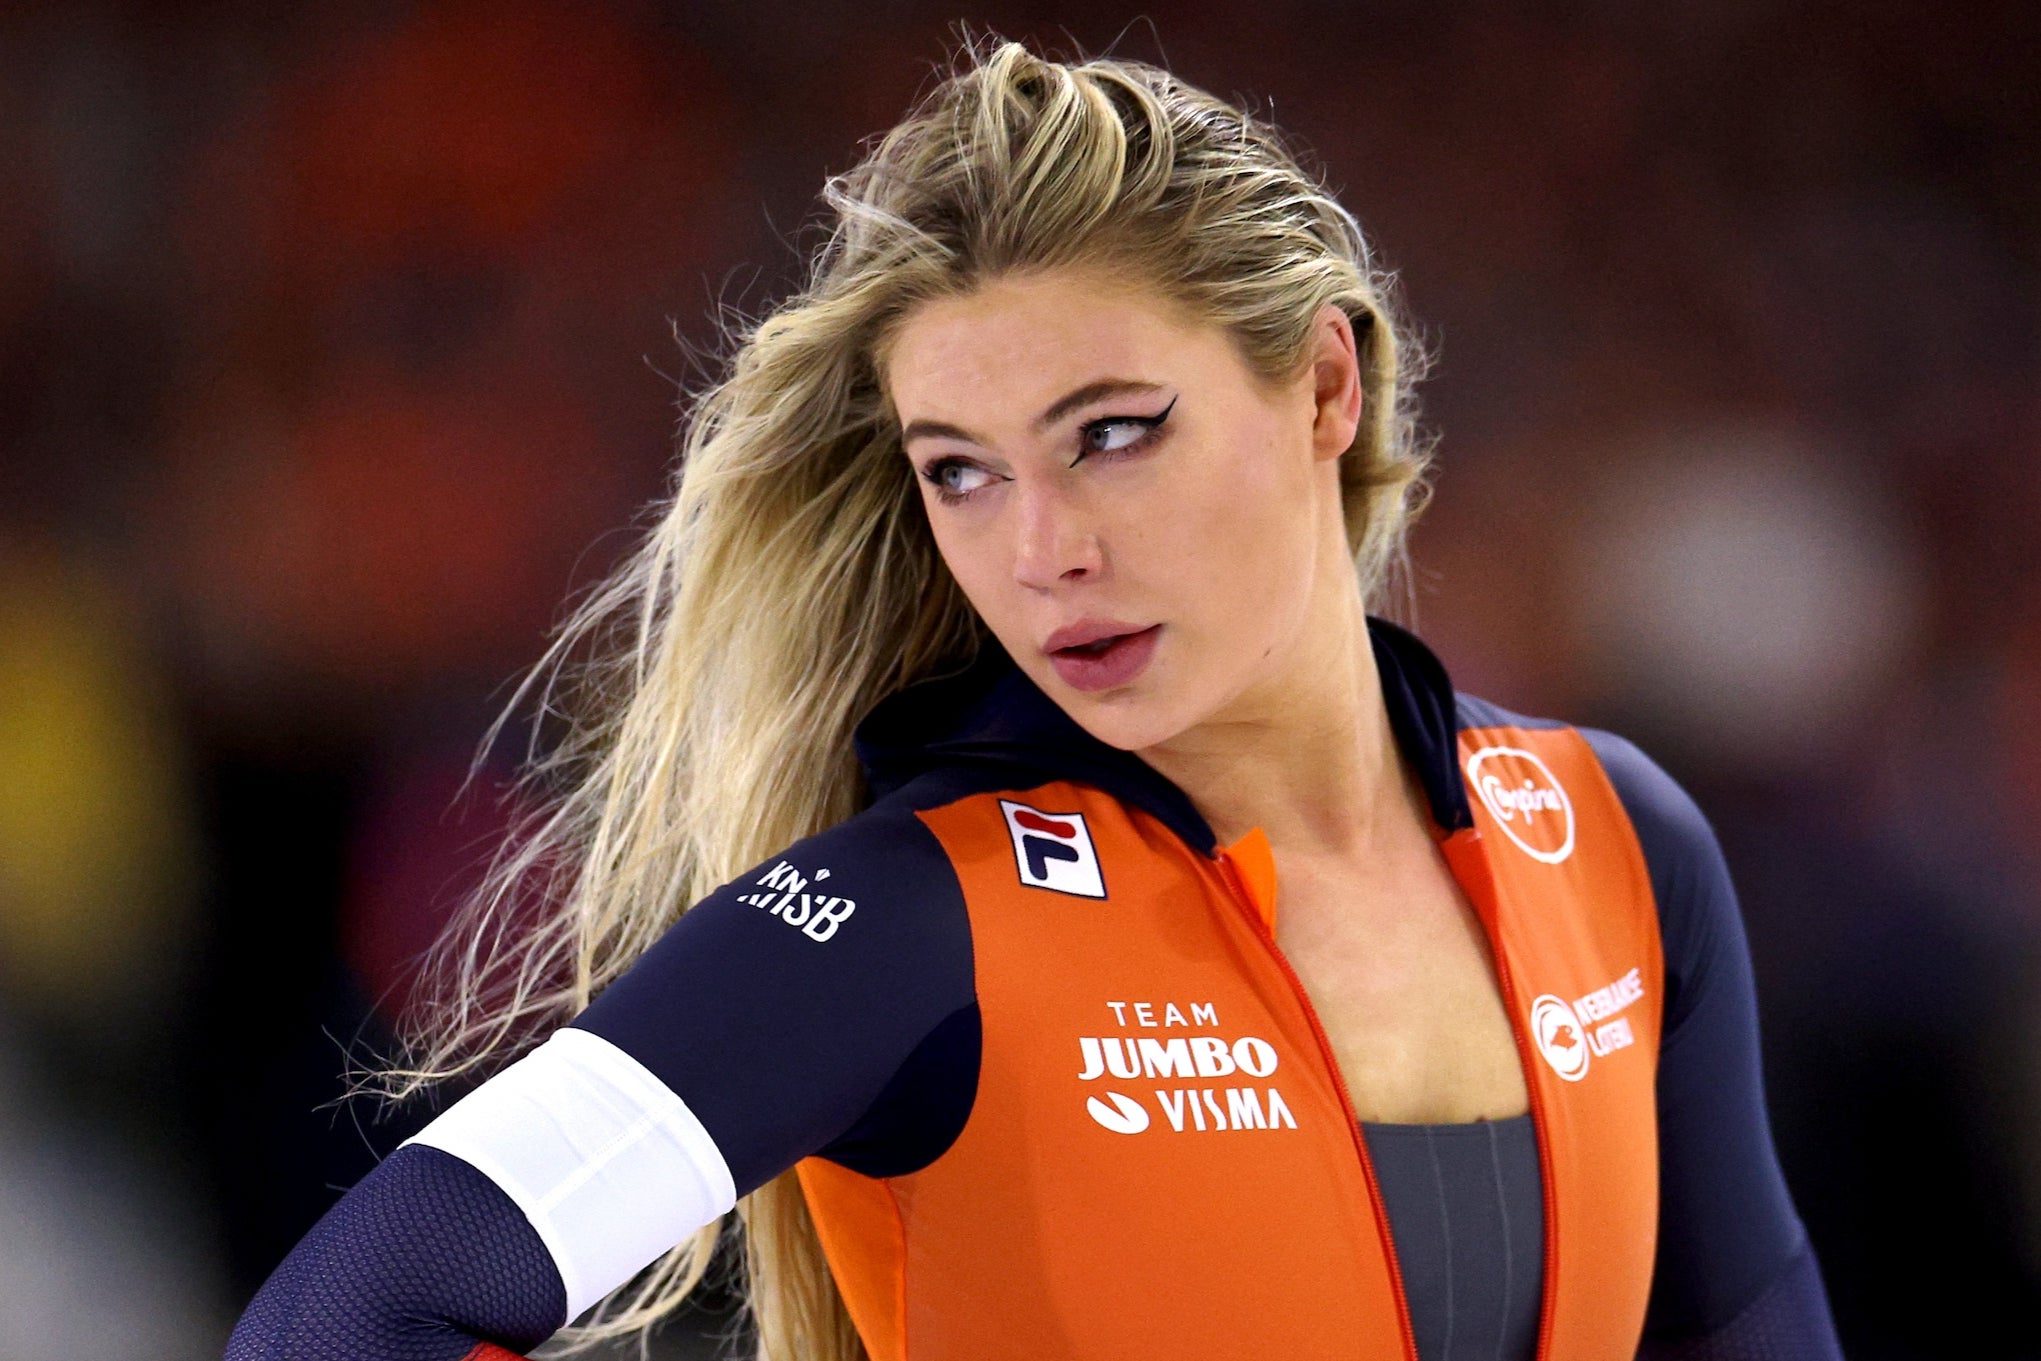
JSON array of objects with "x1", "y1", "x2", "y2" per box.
[
  {"x1": 1530, "y1": 994, "x2": 1591, "y2": 1081},
  {"x1": 735, "y1": 861, "x2": 856, "y2": 942},
  {"x1": 1000, "y1": 800, "x2": 1106, "y2": 898},
  {"x1": 1465, "y1": 746, "x2": 1576, "y2": 864},
  {"x1": 1086, "y1": 1092, "x2": 1150, "y2": 1134}
]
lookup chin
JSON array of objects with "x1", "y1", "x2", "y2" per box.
[{"x1": 1049, "y1": 680, "x2": 1201, "y2": 754}]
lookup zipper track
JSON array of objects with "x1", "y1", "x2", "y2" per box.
[
  {"x1": 1443, "y1": 831, "x2": 1559, "y2": 1361},
  {"x1": 1491, "y1": 947, "x2": 1560, "y2": 1361},
  {"x1": 1213, "y1": 851, "x2": 1420, "y2": 1361}
]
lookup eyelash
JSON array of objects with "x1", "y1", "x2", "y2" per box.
[{"x1": 919, "y1": 396, "x2": 1178, "y2": 507}]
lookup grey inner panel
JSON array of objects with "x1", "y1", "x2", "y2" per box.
[{"x1": 1361, "y1": 1115, "x2": 1545, "y2": 1361}]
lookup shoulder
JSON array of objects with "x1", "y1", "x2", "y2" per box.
[
  {"x1": 1469, "y1": 697, "x2": 1738, "y2": 1036},
  {"x1": 1456, "y1": 692, "x2": 1722, "y2": 875},
  {"x1": 570, "y1": 774, "x2": 994, "y2": 1191},
  {"x1": 730, "y1": 790, "x2": 958, "y2": 924},
  {"x1": 1455, "y1": 695, "x2": 1734, "y2": 1016},
  {"x1": 698, "y1": 770, "x2": 1007, "y2": 941},
  {"x1": 1458, "y1": 698, "x2": 1741, "y2": 1045},
  {"x1": 1573, "y1": 729, "x2": 1733, "y2": 931},
  {"x1": 1454, "y1": 691, "x2": 1571, "y2": 736},
  {"x1": 578, "y1": 774, "x2": 998, "y2": 1047},
  {"x1": 775, "y1": 775, "x2": 978, "y2": 873}
]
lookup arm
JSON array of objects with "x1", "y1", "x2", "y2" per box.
[
  {"x1": 224, "y1": 1144, "x2": 565, "y2": 1361},
  {"x1": 227, "y1": 804, "x2": 977, "y2": 1359},
  {"x1": 1584, "y1": 730, "x2": 1846, "y2": 1360}
]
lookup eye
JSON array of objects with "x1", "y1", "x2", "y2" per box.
[
  {"x1": 920, "y1": 457, "x2": 999, "y2": 505},
  {"x1": 1083, "y1": 419, "x2": 1153, "y2": 454},
  {"x1": 1076, "y1": 395, "x2": 1177, "y2": 463}
]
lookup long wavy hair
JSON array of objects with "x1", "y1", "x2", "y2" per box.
[{"x1": 388, "y1": 36, "x2": 1432, "y2": 1361}]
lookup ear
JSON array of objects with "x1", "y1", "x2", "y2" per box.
[{"x1": 1307, "y1": 304, "x2": 1364, "y2": 463}]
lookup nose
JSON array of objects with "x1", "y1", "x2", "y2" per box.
[{"x1": 1012, "y1": 480, "x2": 1102, "y2": 590}]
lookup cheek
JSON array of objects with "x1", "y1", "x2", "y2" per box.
[
  {"x1": 925, "y1": 506, "x2": 1018, "y2": 628},
  {"x1": 1167, "y1": 422, "x2": 1318, "y2": 628}
]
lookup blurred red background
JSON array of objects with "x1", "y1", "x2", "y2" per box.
[{"x1": 0, "y1": 2, "x2": 2035, "y2": 1356}]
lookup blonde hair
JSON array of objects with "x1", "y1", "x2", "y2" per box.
[{"x1": 391, "y1": 36, "x2": 1430, "y2": 1360}]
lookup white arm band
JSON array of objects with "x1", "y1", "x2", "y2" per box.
[{"x1": 404, "y1": 1027, "x2": 737, "y2": 1320}]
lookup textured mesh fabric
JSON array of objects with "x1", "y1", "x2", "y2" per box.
[
  {"x1": 226, "y1": 1144, "x2": 566, "y2": 1361},
  {"x1": 1363, "y1": 1115, "x2": 1544, "y2": 1361},
  {"x1": 1638, "y1": 1243, "x2": 1845, "y2": 1361}
]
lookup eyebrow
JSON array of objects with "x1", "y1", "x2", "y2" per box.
[{"x1": 898, "y1": 378, "x2": 1167, "y2": 447}]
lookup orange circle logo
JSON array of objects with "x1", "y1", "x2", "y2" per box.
[
  {"x1": 1465, "y1": 746, "x2": 1576, "y2": 864},
  {"x1": 1530, "y1": 994, "x2": 1590, "y2": 1081}
]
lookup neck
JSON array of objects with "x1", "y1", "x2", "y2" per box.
[{"x1": 1137, "y1": 593, "x2": 1412, "y2": 860}]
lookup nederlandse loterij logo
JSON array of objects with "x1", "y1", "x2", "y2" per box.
[
  {"x1": 1530, "y1": 995, "x2": 1592, "y2": 1080},
  {"x1": 1528, "y1": 966, "x2": 1647, "y2": 1081},
  {"x1": 735, "y1": 861, "x2": 857, "y2": 941},
  {"x1": 999, "y1": 799, "x2": 1106, "y2": 898},
  {"x1": 1465, "y1": 745, "x2": 1576, "y2": 864}
]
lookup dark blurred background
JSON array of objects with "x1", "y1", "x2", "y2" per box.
[{"x1": 1, "y1": 1, "x2": 2036, "y2": 1356}]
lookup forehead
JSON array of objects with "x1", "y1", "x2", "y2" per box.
[{"x1": 883, "y1": 270, "x2": 1234, "y2": 421}]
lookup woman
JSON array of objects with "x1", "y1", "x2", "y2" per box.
[{"x1": 229, "y1": 41, "x2": 1844, "y2": 1361}]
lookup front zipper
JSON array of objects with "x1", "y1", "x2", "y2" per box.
[
  {"x1": 1212, "y1": 848, "x2": 1421, "y2": 1361},
  {"x1": 1440, "y1": 828, "x2": 1560, "y2": 1361}
]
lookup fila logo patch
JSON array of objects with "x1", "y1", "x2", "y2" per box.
[{"x1": 999, "y1": 799, "x2": 1106, "y2": 898}]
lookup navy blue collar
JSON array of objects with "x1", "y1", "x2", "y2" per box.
[{"x1": 854, "y1": 616, "x2": 1474, "y2": 855}]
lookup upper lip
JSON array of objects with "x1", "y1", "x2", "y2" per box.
[{"x1": 1044, "y1": 619, "x2": 1154, "y2": 653}]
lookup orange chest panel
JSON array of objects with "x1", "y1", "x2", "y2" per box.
[{"x1": 798, "y1": 725, "x2": 1664, "y2": 1361}]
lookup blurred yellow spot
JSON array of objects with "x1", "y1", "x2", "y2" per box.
[{"x1": 0, "y1": 553, "x2": 194, "y2": 1020}]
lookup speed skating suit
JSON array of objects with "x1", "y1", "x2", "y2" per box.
[{"x1": 227, "y1": 620, "x2": 1844, "y2": 1360}]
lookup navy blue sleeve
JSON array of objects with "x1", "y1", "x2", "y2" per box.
[
  {"x1": 573, "y1": 795, "x2": 980, "y2": 1196},
  {"x1": 1584, "y1": 730, "x2": 1844, "y2": 1355},
  {"x1": 229, "y1": 793, "x2": 979, "y2": 1359},
  {"x1": 1637, "y1": 1243, "x2": 1845, "y2": 1360},
  {"x1": 225, "y1": 1143, "x2": 564, "y2": 1361}
]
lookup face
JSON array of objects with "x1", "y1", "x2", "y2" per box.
[{"x1": 885, "y1": 268, "x2": 1362, "y2": 752}]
